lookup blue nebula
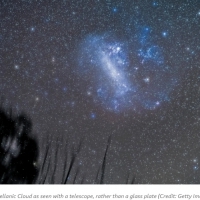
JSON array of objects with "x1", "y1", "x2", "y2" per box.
[{"x1": 77, "y1": 28, "x2": 179, "y2": 113}]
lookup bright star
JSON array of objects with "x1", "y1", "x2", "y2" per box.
[
  {"x1": 162, "y1": 32, "x2": 167, "y2": 37},
  {"x1": 30, "y1": 27, "x2": 35, "y2": 32},
  {"x1": 144, "y1": 77, "x2": 150, "y2": 83},
  {"x1": 90, "y1": 113, "x2": 96, "y2": 119},
  {"x1": 156, "y1": 101, "x2": 160, "y2": 105},
  {"x1": 113, "y1": 8, "x2": 117, "y2": 12},
  {"x1": 14, "y1": 65, "x2": 19, "y2": 70}
]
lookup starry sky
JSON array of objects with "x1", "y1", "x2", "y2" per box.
[{"x1": 1, "y1": 0, "x2": 200, "y2": 184}]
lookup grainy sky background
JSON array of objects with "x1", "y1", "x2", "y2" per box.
[{"x1": 1, "y1": 0, "x2": 200, "y2": 183}]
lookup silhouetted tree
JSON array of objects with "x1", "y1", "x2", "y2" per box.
[
  {"x1": 0, "y1": 108, "x2": 38, "y2": 184},
  {"x1": 0, "y1": 107, "x2": 135, "y2": 184}
]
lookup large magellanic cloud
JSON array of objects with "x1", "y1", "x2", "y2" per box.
[{"x1": 77, "y1": 27, "x2": 179, "y2": 112}]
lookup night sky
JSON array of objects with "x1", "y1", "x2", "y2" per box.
[{"x1": 1, "y1": 0, "x2": 200, "y2": 184}]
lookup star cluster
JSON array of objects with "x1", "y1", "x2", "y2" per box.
[{"x1": 0, "y1": 0, "x2": 200, "y2": 184}]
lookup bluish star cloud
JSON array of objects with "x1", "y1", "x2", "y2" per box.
[
  {"x1": 77, "y1": 33, "x2": 134, "y2": 112},
  {"x1": 77, "y1": 26, "x2": 179, "y2": 112}
]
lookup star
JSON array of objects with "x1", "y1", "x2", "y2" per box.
[
  {"x1": 144, "y1": 77, "x2": 150, "y2": 83},
  {"x1": 30, "y1": 27, "x2": 35, "y2": 32},
  {"x1": 113, "y1": 8, "x2": 117, "y2": 12},
  {"x1": 90, "y1": 113, "x2": 96, "y2": 119},
  {"x1": 162, "y1": 32, "x2": 168, "y2": 37},
  {"x1": 14, "y1": 65, "x2": 19, "y2": 70}
]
